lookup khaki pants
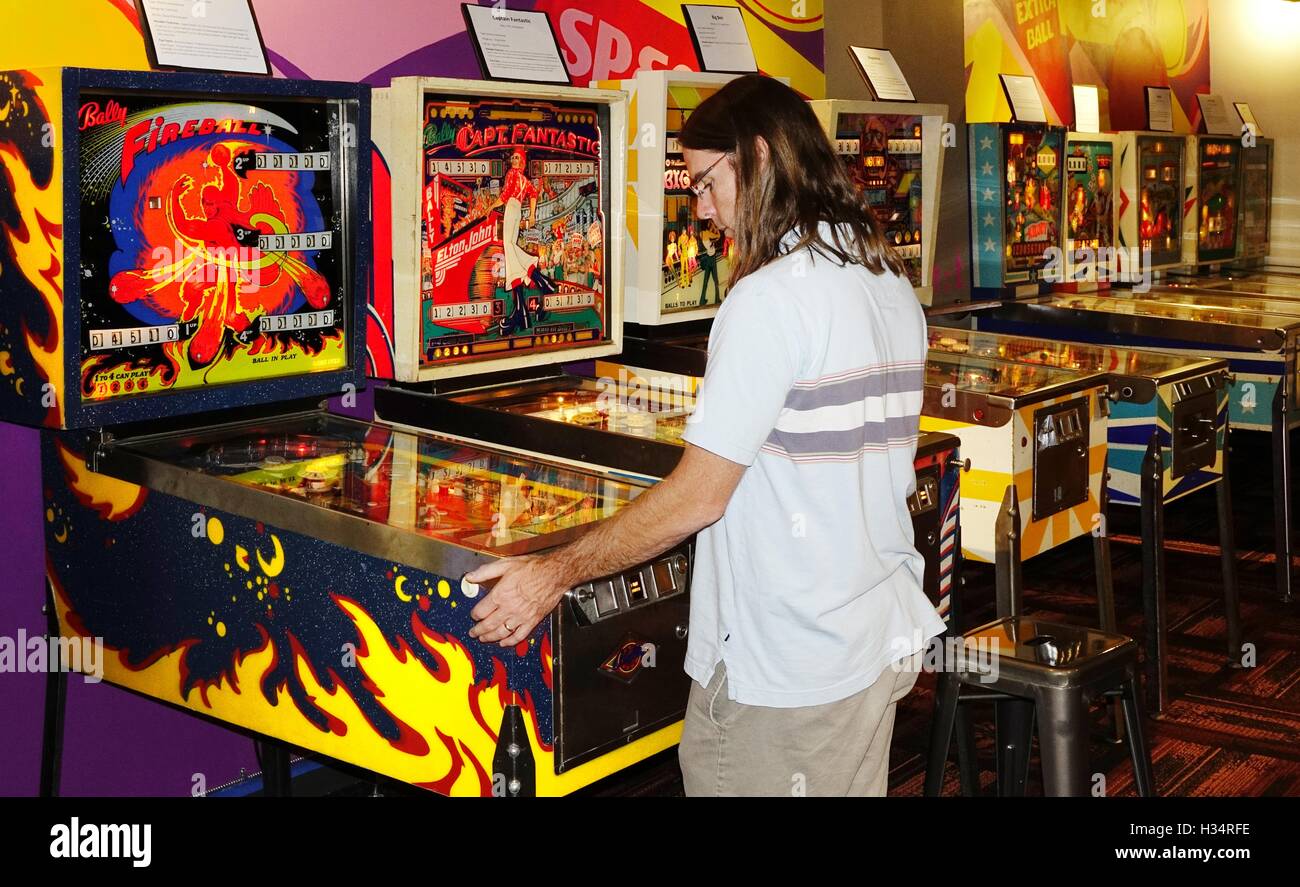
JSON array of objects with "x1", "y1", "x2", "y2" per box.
[{"x1": 678, "y1": 654, "x2": 921, "y2": 797}]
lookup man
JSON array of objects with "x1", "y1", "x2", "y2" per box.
[{"x1": 466, "y1": 75, "x2": 944, "y2": 797}]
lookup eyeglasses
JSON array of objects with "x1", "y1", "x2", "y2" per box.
[{"x1": 688, "y1": 154, "x2": 729, "y2": 198}]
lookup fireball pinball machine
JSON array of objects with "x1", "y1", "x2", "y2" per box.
[{"x1": 2, "y1": 68, "x2": 685, "y2": 799}]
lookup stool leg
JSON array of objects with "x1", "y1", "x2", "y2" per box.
[
  {"x1": 1120, "y1": 673, "x2": 1156, "y2": 797},
  {"x1": 955, "y1": 707, "x2": 980, "y2": 797},
  {"x1": 924, "y1": 670, "x2": 961, "y2": 797},
  {"x1": 995, "y1": 698, "x2": 1034, "y2": 797},
  {"x1": 1215, "y1": 454, "x2": 1243, "y2": 666},
  {"x1": 1035, "y1": 688, "x2": 1092, "y2": 798},
  {"x1": 1140, "y1": 434, "x2": 1169, "y2": 715}
]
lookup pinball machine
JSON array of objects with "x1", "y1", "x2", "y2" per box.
[
  {"x1": 809, "y1": 98, "x2": 948, "y2": 305},
  {"x1": 971, "y1": 289, "x2": 1300, "y2": 609},
  {"x1": 967, "y1": 122, "x2": 1067, "y2": 300},
  {"x1": 1060, "y1": 131, "x2": 1119, "y2": 291},
  {"x1": 925, "y1": 325, "x2": 1239, "y2": 710},
  {"x1": 1112, "y1": 130, "x2": 1196, "y2": 283},
  {"x1": 366, "y1": 74, "x2": 964, "y2": 627},
  {"x1": 1186, "y1": 134, "x2": 1243, "y2": 270},
  {"x1": 964, "y1": 112, "x2": 1300, "y2": 616},
  {"x1": 4, "y1": 68, "x2": 692, "y2": 798},
  {"x1": 594, "y1": 70, "x2": 746, "y2": 328}
]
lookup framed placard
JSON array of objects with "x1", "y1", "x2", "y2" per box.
[
  {"x1": 1235, "y1": 101, "x2": 1262, "y2": 137},
  {"x1": 461, "y1": 3, "x2": 572, "y2": 85},
  {"x1": 682, "y1": 4, "x2": 759, "y2": 74},
  {"x1": 1072, "y1": 84, "x2": 1100, "y2": 133},
  {"x1": 1145, "y1": 86, "x2": 1174, "y2": 132},
  {"x1": 1196, "y1": 93, "x2": 1237, "y2": 135},
  {"x1": 999, "y1": 73, "x2": 1046, "y2": 123},
  {"x1": 135, "y1": 0, "x2": 271, "y2": 75},
  {"x1": 848, "y1": 46, "x2": 915, "y2": 101}
]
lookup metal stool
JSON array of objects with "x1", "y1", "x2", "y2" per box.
[{"x1": 924, "y1": 617, "x2": 1155, "y2": 797}]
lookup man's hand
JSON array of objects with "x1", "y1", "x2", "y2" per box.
[{"x1": 467, "y1": 554, "x2": 570, "y2": 648}]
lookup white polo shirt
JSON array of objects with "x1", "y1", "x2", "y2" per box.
[{"x1": 681, "y1": 223, "x2": 945, "y2": 708}]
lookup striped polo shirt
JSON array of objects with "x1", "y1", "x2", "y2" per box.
[{"x1": 681, "y1": 223, "x2": 945, "y2": 708}]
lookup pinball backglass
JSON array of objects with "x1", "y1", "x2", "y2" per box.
[
  {"x1": 374, "y1": 78, "x2": 627, "y2": 382},
  {"x1": 811, "y1": 100, "x2": 947, "y2": 305},
  {"x1": 0, "y1": 68, "x2": 368, "y2": 429},
  {"x1": 1193, "y1": 136, "x2": 1241, "y2": 265},
  {"x1": 969, "y1": 123, "x2": 1065, "y2": 294},
  {"x1": 1062, "y1": 134, "x2": 1117, "y2": 288}
]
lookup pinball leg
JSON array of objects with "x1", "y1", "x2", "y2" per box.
[
  {"x1": 1215, "y1": 459, "x2": 1244, "y2": 666},
  {"x1": 1094, "y1": 469, "x2": 1124, "y2": 744},
  {"x1": 256, "y1": 739, "x2": 292, "y2": 797},
  {"x1": 492, "y1": 704, "x2": 536, "y2": 798},
  {"x1": 1094, "y1": 469, "x2": 1117, "y2": 633},
  {"x1": 1272, "y1": 387, "x2": 1294, "y2": 603},
  {"x1": 39, "y1": 580, "x2": 67, "y2": 799},
  {"x1": 1140, "y1": 434, "x2": 1169, "y2": 715},
  {"x1": 994, "y1": 485, "x2": 1024, "y2": 618},
  {"x1": 1120, "y1": 670, "x2": 1156, "y2": 797}
]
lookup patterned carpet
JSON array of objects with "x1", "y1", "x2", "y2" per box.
[{"x1": 583, "y1": 431, "x2": 1300, "y2": 797}]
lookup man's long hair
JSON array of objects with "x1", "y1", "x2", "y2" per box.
[{"x1": 679, "y1": 74, "x2": 906, "y2": 285}]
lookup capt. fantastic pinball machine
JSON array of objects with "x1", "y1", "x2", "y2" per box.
[
  {"x1": 370, "y1": 77, "x2": 624, "y2": 382},
  {"x1": 4, "y1": 68, "x2": 687, "y2": 797}
]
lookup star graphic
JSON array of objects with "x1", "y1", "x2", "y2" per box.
[
  {"x1": 984, "y1": 238, "x2": 996, "y2": 253},
  {"x1": 983, "y1": 212, "x2": 996, "y2": 228},
  {"x1": 980, "y1": 135, "x2": 994, "y2": 151},
  {"x1": 983, "y1": 187, "x2": 995, "y2": 202},
  {"x1": 982, "y1": 162, "x2": 994, "y2": 176},
  {"x1": 264, "y1": 124, "x2": 274, "y2": 137}
]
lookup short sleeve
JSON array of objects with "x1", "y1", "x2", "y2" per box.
[{"x1": 682, "y1": 278, "x2": 801, "y2": 466}]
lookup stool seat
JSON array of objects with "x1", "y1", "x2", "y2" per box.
[
  {"x1": 926, "y1": 617, "x2": 1155, "y2": 797},
  {"x1": 955, "y1": 617, "x2": 1138, "y2": 692}
]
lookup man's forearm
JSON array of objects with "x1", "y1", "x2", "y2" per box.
[{"x1": 544, "y1": 472, "x2": 715, "y2": 588}]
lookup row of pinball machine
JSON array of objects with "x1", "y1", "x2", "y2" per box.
[{"x1": 0, "y1": 64, "x2": 1291, "y2": 797}]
